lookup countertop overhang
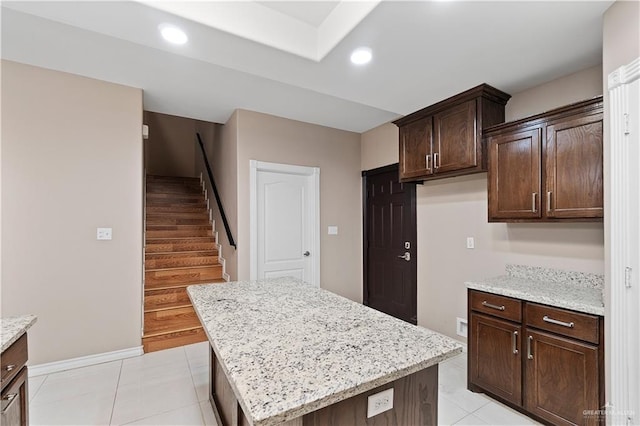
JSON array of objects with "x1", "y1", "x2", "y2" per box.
[
  {"x1": 1, "y1": 314, "x2": 37, "y2": 353},
  {"x1": 188, "y1": 277, "x2": 462, "y2": 426}
]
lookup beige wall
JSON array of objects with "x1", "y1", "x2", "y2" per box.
[
  {"x1": 360, "y1": 68, "x2": 605, "y2": 342},
  {"x1": 195, "y1": 112, "x2": 239, "y2": 281},
  {"x1": 602, "y1": 0, "x2": 640, "y2": 401},
  {"x1": 1, "y1": 61, "x2": 144, "y2": 364},
  {"x1": 144, "y1": 111, "x2": 216, "y2": 177},
  {"x1": 235, "y1": 110, "x2": 362, "y2": 302}
]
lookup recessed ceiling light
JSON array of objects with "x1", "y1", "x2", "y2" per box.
[
  {"x1": 159, "y1": 24, "x2": 188, "y2": 45},
  {"x1": 350, "y1": 47, "x2": 372, "y2": 65}
]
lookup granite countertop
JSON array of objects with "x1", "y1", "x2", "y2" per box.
[
  {"x1": 466, "y1": 265, "x2": 604, "y2": 316},
  {"x1": 188, "y1": 277, "x2": 462, "y2": 426},
  {"x1": 1, "y1": 314, "x2": 37, "y2": 353}
]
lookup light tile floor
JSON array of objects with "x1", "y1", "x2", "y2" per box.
[{"x1": 29, "y1": 343, "x2": 539, "y2": 425}]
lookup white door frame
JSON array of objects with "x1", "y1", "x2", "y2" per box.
[
  {"x1": 607, "y1": 57, "x2": 639, "y2": 424},
  {"x1": 249, "y1": 160, "x2": 320, "y2": 286}
]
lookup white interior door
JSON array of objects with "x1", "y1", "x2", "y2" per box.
[{"x1": 250, "y1": 161, "x2": 320, "y2": 286}]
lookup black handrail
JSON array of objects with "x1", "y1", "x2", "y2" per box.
[{"x1": 196, "y1": 133, "x2": 236, "y2": 248}]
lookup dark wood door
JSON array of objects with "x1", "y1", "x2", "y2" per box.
[
  {"x1": 545, "y1": 113, "x2": 603, "y2": 219},
  {"x1": 525, "y1": 329, "x2": 600, "y2": 426},
  {"x1": 433, "y1": 99, "x2": 477, "y2": 173},
  {"x1": 363, "y1": 164, "x2": 417, "y2": 324},
  {"x1": 469, "y1": 312, "x2": 522, "y2": 406},
  {"x1": 488, "y1": 128, "x2": 542, "y2": 220},
  {"x1": 399, "y1": 118, "x2": 433, "y2": 181}
]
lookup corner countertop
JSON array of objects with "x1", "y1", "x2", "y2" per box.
[
  {"x1": 188, "y1": 277, "x2": 462, "y2": 426},
  {"x1": 1, "y1": 314, "x2": 37, "y2": 353},
  {"x1": 465, "y1": 265, "x2": 604, "y2": 316}
]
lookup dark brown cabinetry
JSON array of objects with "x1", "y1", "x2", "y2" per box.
[
  {"x1": 485, "y1": 97, "x2": 603, "y2": 222},
  {"x1": 1, "y1": 334, "x2": 29, "y2": 426},
  {"x1": 394, "y1": 84, "x2": 511, "y2": 182},
  {"x1": 468, "y1": 290, "x2": 604, "y2": 425}
]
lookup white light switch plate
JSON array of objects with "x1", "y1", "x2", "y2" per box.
[
  {"x1": 328, "y1": 226, "x2": 338, "y2": 235},
  {"x1": 466, "y1": 237, "x2": 475, "y2": 249},
  {"x1": 97, "y1": 228, "x2": 112, "y2": 240},
  {"x1": 367, "y1": 388, "x2": 393, "y2": 418}
]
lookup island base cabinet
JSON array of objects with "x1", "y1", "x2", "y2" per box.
[
  {"x1": 209, "y1": 346, "x2": 440, "y2": 426},
  {"x1": 0, "y1": 366, "x2": 28, "y2": 426},
  {"x1": 525, "y1": 330, "x2": 601, "y2": 426},
  {"x1": 469, "y1": 312, "x2": 522, "y2": 406}
]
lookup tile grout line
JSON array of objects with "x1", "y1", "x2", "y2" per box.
[
  {"x1": 108, "y1": 360, "x2": 124, "y2": 426},
  {"x1": 185, "y1": 346, "x2": 208, "y2": 426},
  {"x1": 29, "y1": 374, "x2": 49, "y2": 404}
]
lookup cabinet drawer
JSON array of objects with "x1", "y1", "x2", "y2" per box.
[
  {"x1": 470, "y1": 291, "x2": 522, "y2": 322},
  {"x1": 1, "y1": 335, "x2": 27, "y2": 390},
  {"x1": 525, "y1": 303, "x2": 600, "y2": 344}
]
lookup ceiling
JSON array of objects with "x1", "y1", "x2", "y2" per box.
[{"x1": 1, "y1": 1, "x2": 613, "y2": 133}]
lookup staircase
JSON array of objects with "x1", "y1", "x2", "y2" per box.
[{"x1": 143, "y1": 175, "x2": 225, "y2": 352}]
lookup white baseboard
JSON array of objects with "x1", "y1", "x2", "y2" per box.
[{"x1": 28, "y1": 346, "x2": 143, "y2": 377}]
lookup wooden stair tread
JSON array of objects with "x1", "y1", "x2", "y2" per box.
[
  {"x1": 145, "y1": 264, "x2": 221, "y2": 272},
  {"x1": 144, "y1": 301, "x2": 193, "y2": 313},
  {"x1": 146, "y1": 250, "x2": 218, "y2": 258},
  {"x1": 144, "y1": 278, "x2": 226, "y2": 292},
  {"x1": 142, "y1": 328, "x2": 207, "y2": 353}
]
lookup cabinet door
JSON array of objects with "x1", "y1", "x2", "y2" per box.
[
  {"x1": 0, "y1": 367, "x2": 28, "y2": 426},
  {"x1": 488, "y1": 128, "x2": 542, "y2": 220},
  {"x1": 399, "y1": 118, "x2": 433, "y2": 181},
  {"x1": 433, "y1": 100, "x2": 477, "y2": 173},
  {"x1": 545, "y1": 114, "x2": 603, "y2": 218},
  {"x1": 525, "y1": 329, "x2": 600, "y2": 426},
  {"x1": 470, "y1": 312, "x2": 522, "y2": 406}
]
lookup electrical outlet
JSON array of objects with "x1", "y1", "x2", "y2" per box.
[
  {"x1": 367, "y1": 388, "x2": 393, "y2": 418},
  {"x1": 97, "y1": 228, "x2": 112, "y2": 240},
  {"x1": 328, "y1": 226, "x2": 338, "y2": 235},
  {"x1": 466, "y1": 237, "x2": 475, "y2": 249},
  {"x1": 456, "y1": 317, "x2": 468, "y2": 338}
]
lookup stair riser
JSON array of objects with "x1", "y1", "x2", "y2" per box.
[
  {"x1": 147, "y1": 206, "x2": 207, "y2": 214},
  {"x1": 144, "y1": 306, "x2": 201, "y2": 333},
  {"x1": 146, "y1": 242, "x2": 217, "y2": 253},
  {"x1": 144, "y1": 287, "x2": 191, "y2": 310},
  {"x1": 145, "y1": 266, "x2": 223, "y2": 285},
  {"x1": 147, "y1": 212, "x2": 209, "y2": 220},
  {"x1": 147, "y1": 199, "x2": 206, "y2": 206},
  {"x1": 146, "y1": 230, "x2": 212, "y2": 238},
  {"x1": 146, "y1": 192, "x2": 204, "y2": 200},
  {"x1": 147, "y1": 176, "x2": 200, "y2": 184},
  {"x1": 142, "y1": 328, "x2": 207, "y2": 353},
  {"x1": 146, "y1": 218, "x2": 210, "y2": 226},
  {"x1": 146, "y1": 251, "x2": 218, "y2": 260},
  {"x1": 145, "y1": 256, "x2": 218, "y2": 269},
  {"x1": 147, "y1": 184, "x2": 202, "y2": 195}
]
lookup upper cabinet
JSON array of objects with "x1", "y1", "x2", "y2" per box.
[
  {"x1": 485, "y1": 97, "x2": 603, "y2": 222},
  {"x1": 394, "y1": 84, "x2": 511, "y2": 182}
]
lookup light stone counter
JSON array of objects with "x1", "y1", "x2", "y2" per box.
[
  {"x1": 466, "y1": 264, "x2": 604, "y2": 316},
  {"x1": 188, "y1": 277, "x2": 462, "y2": 426},
  {"x1": 1, "y1": 314, "x2": 37, "y2": 353}
]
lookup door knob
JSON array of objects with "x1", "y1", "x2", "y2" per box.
[{"x1": 303, "y1": 251, "x2": 310, "y2": 257}]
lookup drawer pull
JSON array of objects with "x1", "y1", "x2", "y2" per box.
[
  {"x1": 543, "y1": 315, "x2": 575, "y2": 328},
  {"x1": 482, "y1": 301, "x2": 505, "y2": 311},
  {"x1": 1, "y1": 393, "x2": 18, "y2": 415},
  {"x1": 426, "y1": 155, "x2": 432, "y2": 171},
  {"x1": 527, "y1": 335, "x2": 533, "y2": 360},
  {"x1": 512, "y1": 331, "x2": 518, "y2": 355},
  {"x1": 532, "y1": 192, "x2": 537, "y2": 212},
  {"x1": 3, "y1": 365, "x2": 16, "y2": 372}
]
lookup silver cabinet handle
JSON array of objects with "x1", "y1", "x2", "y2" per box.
[
  {"x1": 1, "y1": 393, "x2": 18, "y2": 415},
  {"x1": 527, "y1": 335, "x2": 533, "y2": 360},
  {"x1": 433, "y1": 152, "x2": 440, "y2": 169},
  {"x1": 397, "y1": 252, "x2": 411, "y2": 261},
  {"x1": 512, "y1": 331, "x2": 519, "y2": 355},
  {"x1": 4, "y1": 364, "x2": 16, "y2": 372},
  {"x1": 482, "y1": 301, "x2": 505, "y2": 311},
  {"x1": 543, "y1": 315, "x2": 574, "y2": 328},
  {"x1": 547, "y1": 191, "x2": 552, "y2": 212},
  {"x1": 532, "y1": 192, "x2": 537, "y2": 212},
  {"x1": 426, "y1": 155, "x2": 432, "y2": 171}
]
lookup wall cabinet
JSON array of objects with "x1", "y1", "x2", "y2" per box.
[
  {"x1": 1, "y1": 334, "x2": 29, "y2": 426},
  {"x1": 468, "y1": 290, "x2": 604, "y2": 426},
  {"x1": 485, "y1": 97, "x2": 603, "y2": 222},
  {"x1": 394, "y1": 84, "x2": 511, "y2": 182}
]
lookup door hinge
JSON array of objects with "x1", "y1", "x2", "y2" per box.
[
  {"x1": 625, "y1": 266, "x2": 632, "y2": 288},
  {"x1": 624, "y1": 113, "x2": 630, "y2": 135}
]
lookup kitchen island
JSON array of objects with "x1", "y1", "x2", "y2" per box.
[{"x1": 188, "y1": 277, "x2": 461, "y2": 426}]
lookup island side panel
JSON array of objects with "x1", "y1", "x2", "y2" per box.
[
  {"x1": 303, "y1": 365, "x2": 438, "y2": 426},
  {"x1": 211, "y1": 346, "x2": 240, "y2": 426}
]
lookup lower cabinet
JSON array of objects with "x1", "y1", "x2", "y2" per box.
[
  {"x1": 468, "y1": 290, "x2": 604, "y2": 426},
  {"x1": 1, "y1": 367, "x2": 28, "y2": 426}
]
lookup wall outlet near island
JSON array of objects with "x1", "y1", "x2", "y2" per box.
[
  {"x1": 456, "y1": 317, "x2": 468, "y2": 338},
  {"x1": 97, "y1": 227, "x2": 112, "y2": 240},
  {"x1": 367, "y1": 388, "x2": 394, "y2": 418}
]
